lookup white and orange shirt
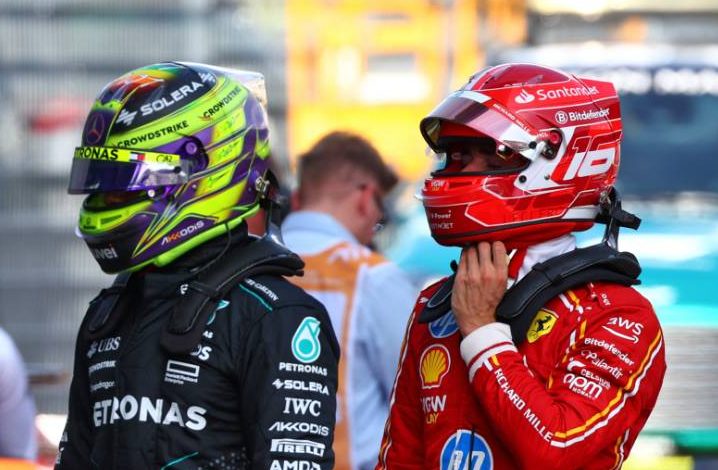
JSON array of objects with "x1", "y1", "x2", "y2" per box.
[{"x1": 283, "y1": 211, "x2": 418, "y2": 470}]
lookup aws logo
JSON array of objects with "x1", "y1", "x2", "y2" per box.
[
  {"x1": 420, "y1": 344, "x2": 451, "y2": 389},
  {"x1": 602, "y1": 316, "x2": 643, "y2": 344},
  {"x1": 527, "y1": 309, "x2": 557, "y2": 343}
]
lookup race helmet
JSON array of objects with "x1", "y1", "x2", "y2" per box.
[
  {"x1": 68, "y1": 62, "x2": 275, "y2": 273},
  {"x1": 419, "y1": 63, "x2": 622, "y2": 249}
]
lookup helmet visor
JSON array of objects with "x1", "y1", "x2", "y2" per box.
[
  {"x1": 68, "y1": 146, "x2": 188, "y2": 194},
  {"x1": 435, "y1": 137, "x2": 530, "y2": 175},
  {"x1": 420, "y1": 90, "x2": 537, "y2": 159}
]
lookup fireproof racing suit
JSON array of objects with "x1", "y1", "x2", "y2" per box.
[
  {"x1": 377, "y1": 277, "x2": 666, "y2": 469},
  {"x1": 56, "y1": 239, "x2": 340, "y2": 469}
]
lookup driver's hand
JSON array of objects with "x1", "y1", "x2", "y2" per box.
[{"x1": 451, "y1": 241, "x2": 508, "y2": 337}]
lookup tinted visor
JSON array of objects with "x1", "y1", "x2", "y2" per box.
[
  {"x1": 420, "y1": 90, "x2": 537, "y2": 158},
  {"x1": 436, "y1": 137, "x2": 530, "y2": 175},
  {"x1": 68, "y1": 146, "x2": 188, "y2": 194}
]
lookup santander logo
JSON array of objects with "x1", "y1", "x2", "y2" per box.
[{"x1": 515, "y1": 89, "x2": 535, "y2": 104}]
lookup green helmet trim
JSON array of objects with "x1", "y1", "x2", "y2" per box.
[{"x1": 150, "y1": 204, "x2": 261, "y2": 269}]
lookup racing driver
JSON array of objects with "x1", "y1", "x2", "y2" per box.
[
  {"x1": 376, "y1": 63, "x2": 666, "y2": 469},
  {"x1": 55, "y1": 62, "x2": 339, "y2": 469}
]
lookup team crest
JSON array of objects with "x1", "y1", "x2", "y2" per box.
[{"x1": 527, "y1": 309, "x2": 557, "y2": 343}]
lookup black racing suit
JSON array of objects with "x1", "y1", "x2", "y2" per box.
[{"x1": 55, "y1": 237, "x2": 340, "y2": 469}]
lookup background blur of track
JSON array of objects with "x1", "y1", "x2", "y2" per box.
[{"x1": 1, "y1": 0, "x2": 717, "y2": 467}]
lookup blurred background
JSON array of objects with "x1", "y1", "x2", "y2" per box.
[{"x1": 1, "y1": 0, "x2": 717, "y2": 468}]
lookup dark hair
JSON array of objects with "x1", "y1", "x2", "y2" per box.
[{"x1": 297, "y1": 131, "x2": 398, "y2": 204}]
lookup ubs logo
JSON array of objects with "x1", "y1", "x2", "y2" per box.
[{"x1": 87, "y1": 336, "x2": 121, "y2": 359}]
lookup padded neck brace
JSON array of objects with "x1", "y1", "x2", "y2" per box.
[{"x1": 418, "y1": 243, "x2": 641, "y2": 344}]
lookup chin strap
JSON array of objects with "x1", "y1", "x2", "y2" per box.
[
  {"x1": 597, "y1": 187, "x2": 641, "y2": 248},
  {"x1": 419, "y1": 188, "x2": 642, "y2": 344}
]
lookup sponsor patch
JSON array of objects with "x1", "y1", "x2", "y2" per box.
[
  {"x1": 270, "y1": 461, "x2": 320, "y2": 470},
  {"x1": 583, "y1": 337, "x2": 635, "y2": 366},
  {"x1": 245, "y1": 278, "x2": 279, "y2": 301},
  {"x1": 429, "y1": 312, "x2": 459, "y2": 338},
  {"x1": 270, "y1": 438, "x2": 325, "y2": 457},
  {"x1": 92, "y1": 395, "x2": 206, "y2": 431},
  {"x1": 89, "y1": 381, "x2": 115, "y2": 393},
  {"x1": 91, "y1": 246, "x2": 119, "y2": 260},
  {"x1": 515, "y1": 89, "x2": 535, "y2": 104},
  {"x1": 190, "y1": 344, "x2": 212, "y2": 361},
  {"x1": 291, "y1": 317, "x2": 322, "y2": 364},
  {"x1": 268, "y1": 421, "x2": 330, "y2": 437},
  {"x1": 164, "y1": 360, "x2": 200, "y2": 385},
  {"x1": 88, "y1": 360, "x2": 116, "y2": 376},
  {"x1": 420, "y1": 344, "x2": 451, "y2": 389},
  {"x1": 422, "y1": 394, "x2": 446, "y2": 425},
  {"x1": 283, "y1": 397, "x2": 321, "y2": 417},
  {"x1": 563, "y1": 373, "x2": 604, "y2": 399},
  {"x1": 579, "y1": 350, "x2": 624, "y2": 379},
  {"x1": 555, "y1": 108, "x2": 609, "y2": 124},
  {"x1": 161, "y1": 220, "x2": 205, "y2": 246},
  {"x1": 602, "y1": 316, "x2": 643, "y2": 344},
  {"x1": 278, "y1": 362, "x2": 328, "y2": 376},
  {"x1": 87, "y1": 336, "x2": 121, "y2": 359},
  {"x1": 440, "y1": 430, "x2": 493, "y2": 470},
  {"x1": 272, "y1": 379, "x2": 329, "y2": 396},
  {"x1": 139, "y1": 81, "x2": 204, "y2": 117}
]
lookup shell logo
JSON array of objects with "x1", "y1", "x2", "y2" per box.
[{"x1": 420, "y1": 344, "x2": 451, "y2": 389}]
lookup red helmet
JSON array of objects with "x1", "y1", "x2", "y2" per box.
[{"x1": 419, "y1": 63, "x2": 622, "y2": 249}]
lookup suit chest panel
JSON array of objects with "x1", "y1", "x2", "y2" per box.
[
  {"x1": 415, "y1": 315, "x2": 510, "y2": 466},
  {"x1": 84, "y1": 301, "x2": 239, "y2": 434}
]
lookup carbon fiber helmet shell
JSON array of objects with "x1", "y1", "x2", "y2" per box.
[
  {"x1": 419, "y1": 63, "x2": 622, "y2": 249},
  {"x1": 69, "y1": 62, "x2": 273, "y2": 273}
]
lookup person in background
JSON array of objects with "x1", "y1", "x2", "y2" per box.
[
  {"x1": 377, "y1": 63, "x2": 666, "y2": 469},
  {"x1": 283, "y1": 131, "x2": 418, "y2": 470},
  {"x1": 56, "y1": 62, "x2": 338, "y2": 469},
  {"x1": 0, "y1": 326, "x2": 37, "y2": 461}
]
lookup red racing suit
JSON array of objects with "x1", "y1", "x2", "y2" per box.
[{"x1": 377, "y1": 280, "x2": 666, "y2": 470}]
